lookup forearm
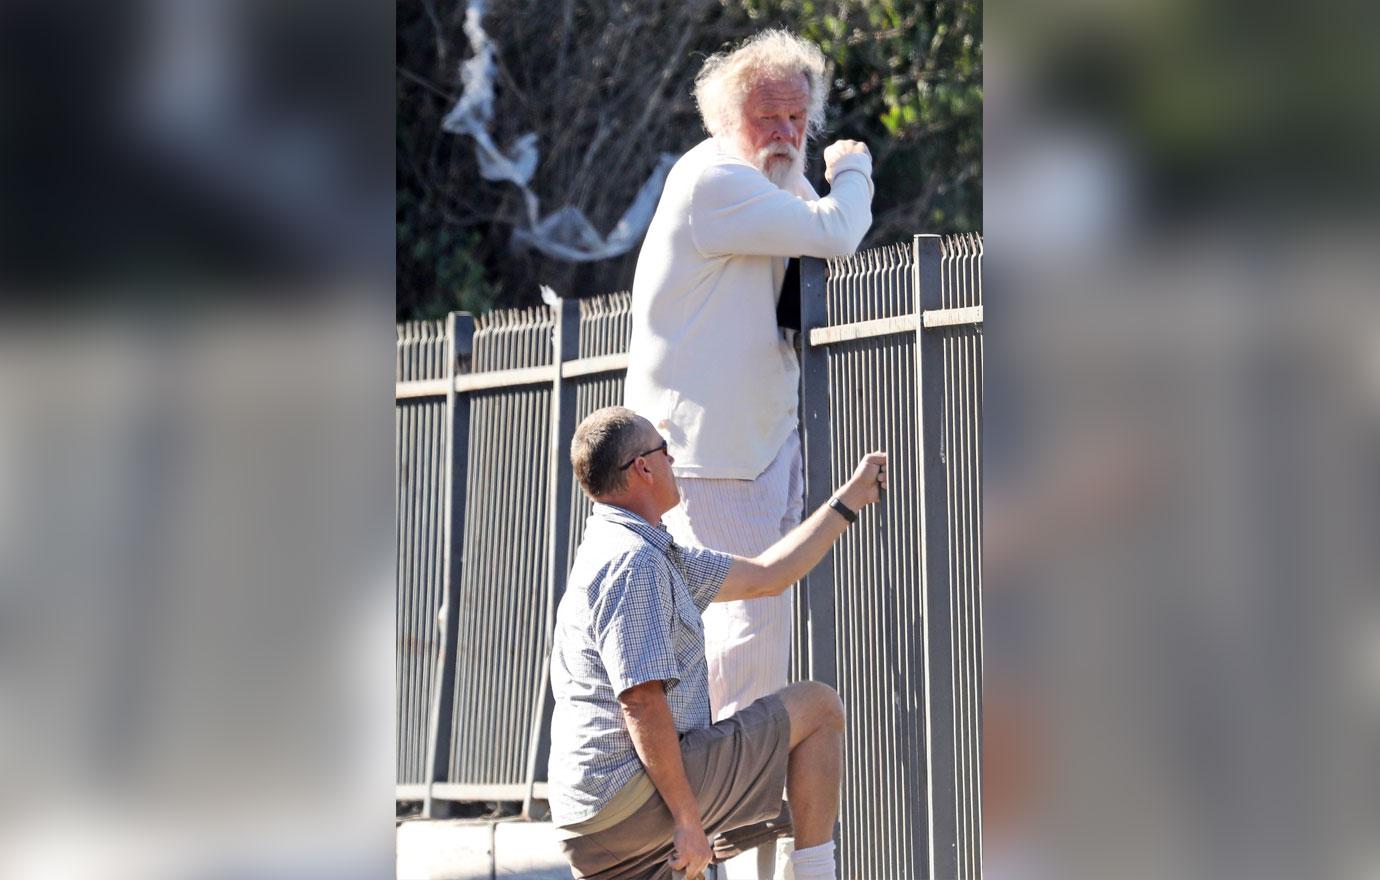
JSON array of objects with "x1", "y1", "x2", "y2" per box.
[
  {"x1": 692, "y1": 167, "x2": 872, "y2": 258},
  {"x1": 749, "y1": 502, "x2": 850, "y2": 594},
  {"x1": 621, "y1": 688, "x2": 701, "y2": 827},
  {"x1": 716, "y1": 451, "x2": 886, "y2": 603}
]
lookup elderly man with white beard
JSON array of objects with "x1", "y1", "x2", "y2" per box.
[{"x1": 622, "y1": 29, "x2": 873, "y2": 876}]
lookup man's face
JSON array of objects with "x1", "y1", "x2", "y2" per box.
[
  {"x1": 630, "y1": 420, "x2": 679, "y2": 512},
  {"x1": 735, "y1": 73, "x2": 810, "y2": 187}
]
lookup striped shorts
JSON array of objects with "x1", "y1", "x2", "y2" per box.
[{"x1": 664, "y1": 431, "x2": 804, "y2": 722}]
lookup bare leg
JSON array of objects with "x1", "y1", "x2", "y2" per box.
[{"x1": 775, "y1": 681, "x2": 844, "y2": 849}]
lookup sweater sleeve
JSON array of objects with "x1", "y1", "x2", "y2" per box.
[
  {"x1": 689, "y1": 156, "x2": 874, "y2": 259},
  {"x1": 791, "y1": 173, "x2": 821, "y2": 201}
]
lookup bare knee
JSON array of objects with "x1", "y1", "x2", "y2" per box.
[
  {"x1": 779, "y1": 681, "x2": 845, "y2": 746},
  {"x1": 815, "y1": 683, "x2": 844, "y2": 733}
]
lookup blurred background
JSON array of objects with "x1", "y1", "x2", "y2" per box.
[
  {"x1": 0, "y1": 1, "x2": 394, "y2": 878},
  {"x1": 984, "y1": 0, "x2": 1380, "y2": 877}
]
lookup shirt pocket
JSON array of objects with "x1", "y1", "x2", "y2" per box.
[{"x1": 670, "y1": 577, "x2": 705, "y2": 663}]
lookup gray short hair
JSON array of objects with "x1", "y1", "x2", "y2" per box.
[
  {"x1": 693, "y1": 30, "x2": 829, "y2": 140},
  {"x1": 571, "y1": 406, "x2": 645, "y2": 498}
]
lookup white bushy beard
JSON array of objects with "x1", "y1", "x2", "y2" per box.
[{"x1": 755, "y1": 142, "x2": 805, "y2": 189}]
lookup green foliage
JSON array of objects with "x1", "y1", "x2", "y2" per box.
[
  {"x1": 396, "y1": 185, "x2": 501, "y2": 321},
  {"x1": 738, "y1": 0, "x2": 983, "y2": 239}
]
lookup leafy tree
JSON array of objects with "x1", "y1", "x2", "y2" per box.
[
  {"x1": 397, "y1": 0, "x2": 981, "y2": 319},
  {"x1": 748, "y1": 0, "x2": 982, "y2": 240}
]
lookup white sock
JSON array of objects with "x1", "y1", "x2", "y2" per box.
[{"x1": 789, "y1": 841, "x2": 836, "y2": 880}]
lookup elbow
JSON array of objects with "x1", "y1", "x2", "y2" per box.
[
  {"x1": 841, "y1": 210, "x2": 872, "y2": 253},
  {"x1": 743, "y1": 557, "x2": 779, "y2": 599},
  {"x1": 815, "y1": 235, "x2": 856, "y2": 259},
  {"x1": 841, "y1": 221, "x2": 869, "y2": 255},
  {"x1": 806, "y1": 213, "x2": 871, "y2": 258}
]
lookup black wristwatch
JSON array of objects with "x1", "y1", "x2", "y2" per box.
[{"x1": 827, "y1": 496, "x2": 858, "y2": 524}]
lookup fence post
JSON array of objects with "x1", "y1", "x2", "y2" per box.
[
  {"x1": 424, "y1": 312, "x2": 476, "y2": 819},
  {"x1": 915, "y1": 234, "x2": 959, "y2": 878},
  {"x1": 524, "y1": 296, "x2": 581, "y2": 818},
  {"x1": 798, "y1": 257, "x2": 837, "y2": 687}
]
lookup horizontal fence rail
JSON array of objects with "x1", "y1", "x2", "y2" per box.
[{"x1": 395, "y1": 235, "x2": 984, "y2": 879}]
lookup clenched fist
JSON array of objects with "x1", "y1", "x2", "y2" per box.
[
  {"x1": 824, "y1": 139, "x2": 871, "y2": 183},
  {"x1": 836, "y1": 451, "x2": 888, "y2": 512}
]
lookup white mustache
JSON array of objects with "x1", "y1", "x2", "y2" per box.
[
  {"x1": 754, "y1": 143, "x2": 804, "y2": 187},
  {"x1": 756, "y1": 144, "x2": 800, "y2": 163}
]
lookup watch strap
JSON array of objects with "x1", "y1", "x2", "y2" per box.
[{"x1": 827, "y1": 496, "x2": 858, "y2": 524}]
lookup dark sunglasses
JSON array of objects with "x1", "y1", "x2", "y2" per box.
[{"x1": 618, "y1": 439, "x2": 669, "y2": 470}]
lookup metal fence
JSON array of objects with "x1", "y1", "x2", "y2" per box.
[
  {"x1": 395, "y1": 321, "x2": 450, "y2": 794},
  {"x1": 395, "y1": 233, "x2": 983, "y2": 879},
  {"x1": 799, "y1": 234, "x2": 984, "y2": 879}
]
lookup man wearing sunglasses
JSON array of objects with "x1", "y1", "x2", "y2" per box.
[{"x1": 548, "y1": 406, "x2": 886, "y2": 880}]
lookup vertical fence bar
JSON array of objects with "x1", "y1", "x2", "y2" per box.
[
  {"x1": 424, "y1": 313, "x2": 474, "y2": 818},
  {"x1": 524, "y1": 296, "x2": 581, "y2": 817},
  {"x1": 791, "y1": 308, "x2": 811, "y2": 687},
  {"x1": 916, "y1": 234, "x2": 959, "y2": 877},
  {"x1": 799, "y1": 257, "x2": 836, "y2": 687}
]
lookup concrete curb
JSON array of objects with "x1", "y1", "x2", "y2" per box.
[
  {"x1": 397, "y1": 818, "x2": 571, "y2": 880},
  {"x1": 397, "y1": 816, "x2": 777, "y2": 879}
]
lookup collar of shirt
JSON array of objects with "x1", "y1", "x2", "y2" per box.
[{"x1": 590, "y1": 502, "x2": 679, "y2": 558}]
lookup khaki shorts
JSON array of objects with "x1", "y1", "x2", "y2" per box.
[{"x1": 558, "y1": 694, "x2": 791, "y2": 880}]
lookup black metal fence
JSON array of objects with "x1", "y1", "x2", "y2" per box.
[{"x1": 395, "y1": 234, "x2": 984, "y2": 879}]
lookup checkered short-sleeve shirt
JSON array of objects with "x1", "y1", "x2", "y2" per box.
[{"x1": 547, "y1": 503, "x2": 733, "y2": 826}]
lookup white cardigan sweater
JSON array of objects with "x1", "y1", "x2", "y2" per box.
[{"x1": 624, "y1": 137, "x2": 874, "y2": 479}]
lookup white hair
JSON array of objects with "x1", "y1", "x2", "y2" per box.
[{"x1": 693, "y1": 30, "x2": 829, "y2": 140}]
